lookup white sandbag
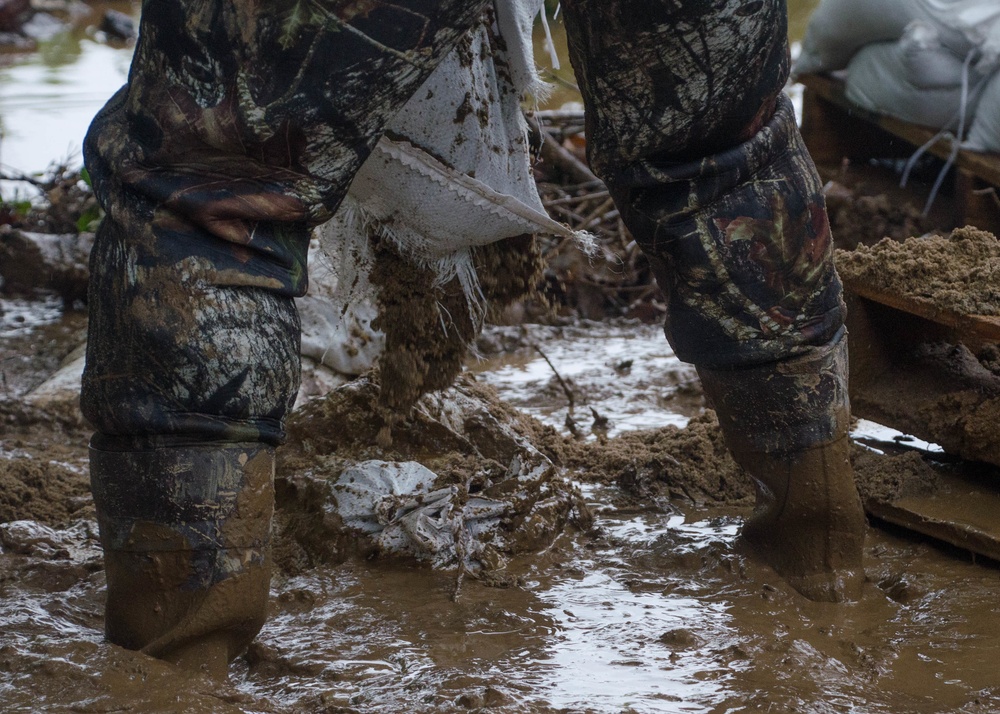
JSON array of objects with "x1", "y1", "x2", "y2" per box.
[
  {"x1": 965, "y1": 70, "x2": 1000, "y2": 152},
  {"x1": 923, "y1": 0, "x2": 1000, "y2": 72},
  {"x1": 318, "y1": 0, "x2": 591, "y2": 328},
  {"x1": 322, "y1": 378, "x2": 579, "y2": 572},
  {"x1": 296, "y1": 237, "x2": 383, "y2": 381},
  {"x1": 795, "y1": 0, "x2": 940, "y2": 76},
  {"x1": 794, "y1": 0, "x2": 996, "y2": 76},
  {"x1": 845, "y1": 22, "x2": 985, "y2": 128}
]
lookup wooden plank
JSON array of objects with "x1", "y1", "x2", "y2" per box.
[
  {"x1": 844, "y1": 291, "x2": 1000, "y2": 467},
  {"x1": 841, "y1": 274, "x2": 1000, "y2": 341},
  {"x1": 865, "y1": 470, "x2": 1000, "y2": 563},
  {"x1": 955, "y1": 168, "x2": 1000, "y2": 234},
  {"x1": 800, "y1": 73, "x2": 1000, "y2": 188}
]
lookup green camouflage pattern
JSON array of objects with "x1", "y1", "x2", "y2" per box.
[
  {"x1": 83, "y1": 0, "x2": 490, "y2": 447},
  {"x1": 564, "y1": 0, "x2": 844, "y2": 368},
  {"x1": 83, "y1": 0, "x2": 842, "y2": 447}
]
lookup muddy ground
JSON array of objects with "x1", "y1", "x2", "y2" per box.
[
  {"x1": 5, "y1": 7, "x2": 1000, "y2": 708},
  {"x1": 5, "y1": 285, "x2": 1000, "y2": 712}
]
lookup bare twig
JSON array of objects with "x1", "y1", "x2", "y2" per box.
[
  {"x1": 528, "y1": 116, "x2": 598, "y2": 185},
  {"x1": 543, "y1": 190, "x2": 609, "y2": 207},
  {"x1": 534, "y1": 344, "x2": 574, "y2": 410}
]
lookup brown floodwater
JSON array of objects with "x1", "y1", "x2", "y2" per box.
[{"x1": 4, "y1": 306, "x2": 1000, "y2": 713}]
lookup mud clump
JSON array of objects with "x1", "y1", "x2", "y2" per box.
[
  {"x1": 370, "y1": 239, "x2": 477, "y2": 423},
  {"x1": 0, "y1": 401, "x2": 92, "y2": 526},
  {"x1": 275, "y1": 375, "x2": 588, "y2": 576},
  {"x1": 836, "y1": 227, "x2": 1000, "y2": 315},
  {"x1": 563, "y1": 411, "x2": 754, "y2": 506},
  {"x1": 851, "y1": 446, "x2": 940, "y2": 506},
  {"x1": 823, "y1": 182, "x2": 931, "y2": 251},
  {"x1": 0, "y1": 459, "x2": 89, "y2": 526},
  {"x1": 370, "y1": 233, "x2": 542, "y2": 424}
]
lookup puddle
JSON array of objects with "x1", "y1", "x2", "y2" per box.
[
  {"x1": 0, "y1": 296, "x2": 85, "y2": 399},
  {"x1": 7, "y1": 2, "x2": 1000, "y2": 712},
  {"x1": 3, "y1": 314, "x2": 1000, "y2": 713},
  {"x1": 0, "y1": 294, "x2": 63, "y2": 336},
  {"x1": 0, "y1": 1, "x2": 136, "y2": 195},
  {"x1": 5, "y1": 469, "x2": 1000, "y2": 713},
  {"x1": 470, "y1": 321, "x2": 702, "y2": 438}
]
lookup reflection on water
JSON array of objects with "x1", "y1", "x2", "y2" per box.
[
  {"x1": 0, "y1": 2, "x2": 136, "y2": 193},
  {"x1": 3, "y1": 312, "x2": 1000, "y2": 712},
  {"x1": 0, "y1": 1, "x2": 821, "y2": 186},
  {"x1": 7, "y1": 474, "x2": 1000, "y2": 713},
  {"x1": 469, "y1": 322, "x2": 701, "y2": 438}
]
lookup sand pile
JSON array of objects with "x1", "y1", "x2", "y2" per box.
[{"x1": 836, "y1": 227, "x2": 1000, "y2": 315}]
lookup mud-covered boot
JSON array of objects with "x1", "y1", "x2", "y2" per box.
[
  {"x1": 698, "y1": 331, "x2": 866, "y2": 601},
  {"x1": 89, "y1": 442, "x2": 274, "y2": 679}
]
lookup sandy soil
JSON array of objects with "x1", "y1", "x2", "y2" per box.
[{"x1": 836, "y1": 227, "x2": 1000, "y2": 316}]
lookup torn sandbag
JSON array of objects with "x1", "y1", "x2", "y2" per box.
[
  {"x1": 297, "y1": 239, "x2": 383, "y2": 378},
  {"x1": 316, "y1": 1, "x2": 592, "y2": 332},
  {"x1": 276, "y1": 376, "x2": 590, "y2": 575}
]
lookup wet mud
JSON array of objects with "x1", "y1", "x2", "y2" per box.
[{"x1": 5, "y1": 303, "x2": 1000, "y2": 712}]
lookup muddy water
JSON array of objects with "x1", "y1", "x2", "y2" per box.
[
  {"x1": 469, "y1": 322, "x2": 703, "y2": 438},
  {"x1": 7, "y1": 1, "x2": 1000, "y2": 711},
  {"x1": 0, "y1": 1, "x2": 136, "y2": 193},
  {"x1": 3, "y1": 309, "x2": 1000, "y2": 712}
]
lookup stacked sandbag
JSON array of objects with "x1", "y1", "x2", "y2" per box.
[
  {"x1": 794, "y1": 0, "x2": 1000, "y2": 152},
  {"x1": 844, "y1": 21, "x2": 987, "y2": 129},
  {"x1": 966, "y1": 71, "x2": 1000, "y2": 151}
]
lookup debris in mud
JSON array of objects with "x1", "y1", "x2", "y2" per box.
[
  {"x1": 836, "y1": 227, "x2": 1000, "y2": 315},
  {"x1": 531, "y1": 110, "x2": 665, "y2": 322},
  {"x1": 561, "y1": 411, "x2": 754, "y2": 507},
  {"x1": 851, "y1": 446, "x2": 940, "y2": 506},
  {"x1": 822, "y1": 179, "x2": 932, "y2": 250},
  {"x1": 274, "y1": 375, "x2": 590, "y2": 576},
  {"x1": 0, "y1": 228, "x2": 93, "y2": 306},
  {"x1": 977, "y1": 343, "x2": 1000, "y2": 376},
  {"x1": 0, "y1": 163, "x2": 101, "y2": 235}
]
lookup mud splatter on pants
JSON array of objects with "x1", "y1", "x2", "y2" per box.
[{"x1": 83, "y1": 0, "x2": 843, "y2": 496}]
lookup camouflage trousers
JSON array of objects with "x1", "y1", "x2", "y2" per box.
[{"x1": 83, "y1": 0, "x2": 844, "y2": 449}]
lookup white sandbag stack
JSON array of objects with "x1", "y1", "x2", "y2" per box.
[
  {"x1": 794, "y1": 0, "x2": 1000, "y2": 152},
  {"x1": 844, "y1": 21, "x2": 986, "y2": 129},
  {"x1": 966, "y1": 71, "x2": 1000, "y2": 152}
]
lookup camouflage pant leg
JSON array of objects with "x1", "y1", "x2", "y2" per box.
[
  {"x1": 562, "y1": 0, "x2": 845, "y2": 370},
  {"x1": 82, "y1": 1, "x2": 489, "y2": 448}
]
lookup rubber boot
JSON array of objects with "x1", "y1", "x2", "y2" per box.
[
  {"x1": 89, "y1": 442, "x2": 274, "y2": 679},
  {"x1": 697, "y1": 331, "x2": 866, "y2": 602}
]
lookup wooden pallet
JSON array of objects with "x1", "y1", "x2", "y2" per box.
[{"x1": 799, "y1": 73, "x2": 1000, "y2": 232}]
